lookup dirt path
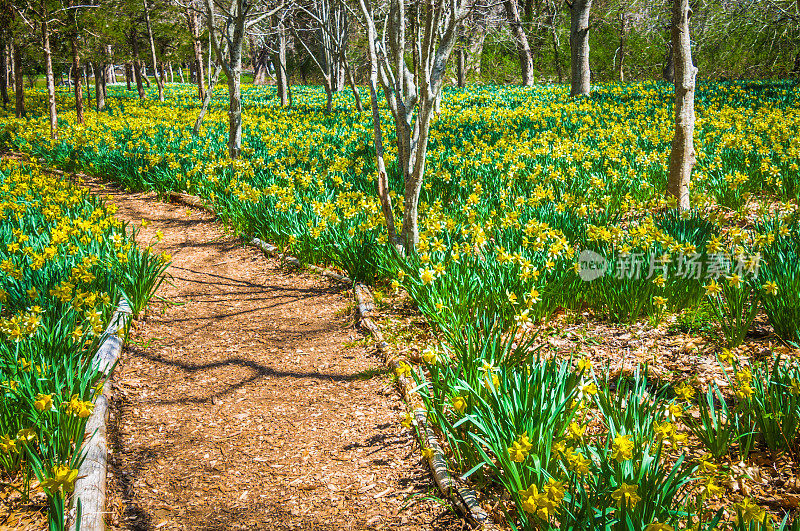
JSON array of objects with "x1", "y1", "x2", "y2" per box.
[{"x1": 87, "y1": 182, "x2": 462, "y2": 531}]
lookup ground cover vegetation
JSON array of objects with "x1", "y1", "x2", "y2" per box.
[
  {"x1": 0, "y1": 155, "x2": 169, "y2": 529},
  {"x1": 1, "y1": 79, "x2": 798, "y2": 529}
]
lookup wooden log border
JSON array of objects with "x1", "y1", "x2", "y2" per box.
[
  {"x1": 69, "y1": 299, "x2": 132, "y2": 531},
  {"x1": 166, "y1": 191, "x2": 501, "y2": 529}
]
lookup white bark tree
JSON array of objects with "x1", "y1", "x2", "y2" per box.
[
  {"x1": 356, "y1": 0, "x2": 471, "y2": 252},
  {"x1": 202, "y1": 0, "x2": 282, "y2": 158},
  {"x1": 667, "y1": 0, "x2": 696, "y2": 209}
]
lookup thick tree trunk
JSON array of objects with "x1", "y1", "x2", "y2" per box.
[
  {"x1": 569, "y1": 0, "x2": 592, "y2": 96},
  {"x1": 71, "y1": 32, "x2": 84, "y2": 123},
  {"x1": 504, "y1": 0, "x2": 535, "y2": 86},
  {"x1": 42, "y1": 20, "x2": 57, "y2": 139},
  {"x1": 0, "y1": 35, "x2": 8, "y2": 109},
  {"x1": 186, "y1": 7, "x2": 206, "y2": 100},
  {"x1": 662, "y1": 42, "x2": 674, "y2": 82},
  {"x1": 13, "y1": 42, "x2": 23, "y2": 117},
  {"x1": 144, "y1": 0, "x2": 164, "y2": 101},
  {"x1": 667, "y1": 0, "x2": 697, "y2": 210}
]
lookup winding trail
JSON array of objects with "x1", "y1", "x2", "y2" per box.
[{"x1": 87, "y1": 181, "x2": 462, "y2": 531}]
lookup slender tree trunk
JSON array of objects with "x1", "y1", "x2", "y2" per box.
[
  {"x1": 0, "y1": 34, "x2": 8, "y2": 109},
  {"x1": 662, "y1": 42, "x2": 674, "y2": 82},
  {"x1": 274, "y1": 16, "x2": 289, "y2": 107},
  {"x1": 569, "y1": 0, "x2": 592, "y2": 96},
  {"x1": 94, "y1": 62, "x2": 105, "y2": 110},
  {"x1": 456, "y1": 47, "x2": 465, "y2": 87},
  {"x1": 552, "y1": 12, "x2": 563, "y2": 82},
  {"x1": 125, "y1": 63, "x2": 132, "y2": 90},
  {"x1": 168, "y1": 61, "x2": 174, "y2": 82},
  {"x1": 106, "y1": 46, "x2": 116, "y2": 83},
  {"x1": 178, "y1": 64, "x2": 185, "y2": 82},
  {"x1": 144, "y1": 0, "x2": 164, "y2": 101},
  {"x1": 618, "y1": 13, "x2": 626, "y2": 82},
  {"x1": 193, "y1": 63, "x2": 221, "y2": 133},
  {"x1": 504, "y1": 0, "x2": 535, "y2": 86},
  {"x1": 466, "y1": 26, "x2": 487, "y2": 79},
  {"x1": 357, "y1": 1, "x2": 397, "y2": 246},
  {"x1": 132, "y1": 32, "x2": 146, "y2": 98},
  {"x1": 13, "y1": 41, "x2": 24, "y2": 117},
  {"x1": 186, "y1": 7, "x2": 206, "y2": 100},
  {"x1": 42, "y1": 19, "x2": 57, "y2": 139},
  {"x1": 84, "y1": 65, "x2": 91, "y2": 108},
  {"x1": 70, "y1": 32, "x2": 84, "y2": 124},
  {"x1": 226, "y1": 70, "x2": 242, "y2": 158},
  {"x1": 342, "y1": 54, "x2": 363, "y2": 112},
  {"x1": 792, "y1": 50, "x2": 800, "y2": 77},
  {"x1": 667, "y1": 0, "x2": 696, "y2": 210}
]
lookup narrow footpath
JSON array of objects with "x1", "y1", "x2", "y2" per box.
[{"x1": 88, "y1": 181, "x2": 462, "y2": 531}]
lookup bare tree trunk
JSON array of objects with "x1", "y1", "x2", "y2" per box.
[
  {"x1": 551, "y1": 11, "x2": 563, "y2": 82},
  {"x1": 178, "y1": 64, "x2": 185, "y2": 82},
  {"x1": 193, "y1": 63, "x2": 221, "y2": 133},
  {"x1": 13, "y1": 41, "x2": 24, "y2": 117},
  {"x1": 341, "y1": 52, "x2": 362, "y2": 112},
  {"x1": 0, "y1": 34, "x2": 8, "y2": 109},
  {"x1": 617, "y1": 12, "x2": 626, "y2": 82},
  {"x1": 667, "y1": 0, "x2": 696, "y2": 210},
  {"x1": 274, "y1": 16, "x2": 288, "y2": 107},
  {"x1": 42, "y1": 19, "x2": 57, "y2": 139},
  {"x1": 70, "y1": 31, "x2": 84, "y2": 123},
  {"x1": 569, "y1": 0, "x2": 592, "y2": 96},
  {"x1": 186, "y1": 6, "x2": 206, "y2": 100},
  {"x1": 106, "y1": 46, "x2": 116, "y2": 83},
  {"x1": 662, "y1": 42, "x2": 674, "y2": 82},
  {"x1": 132, "y1": 32, "x2": 145, "y2": 98},
  {"x1": 125, "y1": 63, "x2": 132, "y2": 90},
  {"x1": 456, "y1": 47, "x2": 465, "y2": 87},
  {"x1": 84, "y1": 65, "x2": 91, "y2": 108},
  {"x1": 357, "y1": 0, "x2": 397, "y2": 246},
  {"x1": 504, "y1": 0, "x2": 535, "y2": 86},
  {"x1": 94, "y1": 62, "x2": 106, "y2": 110},
  {"x1": 144, "y1": 0, "x2": 164, "y2": 101},
  {"x1": 466, "y1": 25, "x2": 487, "y2": 79}
]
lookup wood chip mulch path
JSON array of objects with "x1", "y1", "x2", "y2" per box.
[{"x1": 87, "y1": 181, "x2": 464, "y2": 531}]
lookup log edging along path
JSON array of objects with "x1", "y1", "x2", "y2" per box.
[
  {"x1": 168, "y1": 190, "x2": 502, "y2": 530},
  {"x1": 69, "y1": 299, "x2": 132, "y2": 531}
]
